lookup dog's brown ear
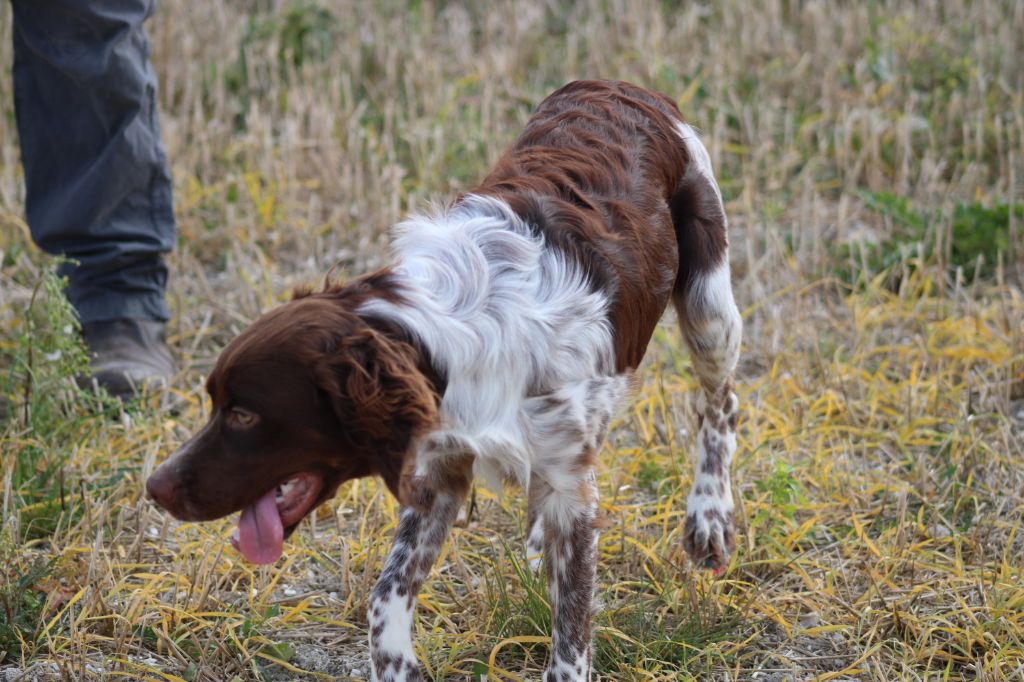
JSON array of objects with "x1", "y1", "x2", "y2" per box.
[{"x1": 314, "y1": 327, "x2": 437, "y2": 505}]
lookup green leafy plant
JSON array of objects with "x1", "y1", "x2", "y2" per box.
[
  {"x1": 0, "y1": 529, "x2": 54, "y2": 662},
  {"x1": 1, "y1": 264, "x2": 115, "y2": 539},
  {"x1": 754, "y1": 461, "x2": 805, "y2": 521},
  {"x1": 833, "y1": 191, "x2": 1020, "y2": 284},
  {"x1": 949, "y1": 201, "x2": 1018, "y2": 277},
  {"x1": 224, "y1": 2, "x2": 341, "y2": 103}
]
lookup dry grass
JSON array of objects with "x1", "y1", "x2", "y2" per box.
[{"x1": 1, "y1": 1, "x2": 1023, "y2": 680}]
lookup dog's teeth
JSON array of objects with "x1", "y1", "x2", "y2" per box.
[{"x1": 277, "y1": 479, "x2": 297, "y2": 499}]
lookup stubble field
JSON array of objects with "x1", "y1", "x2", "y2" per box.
[{"x1": 1, "y1": 1, "x2": 1023, "y2": 680}]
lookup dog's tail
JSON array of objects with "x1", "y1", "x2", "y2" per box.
[{"x1": 668, "y1": 123, "x2": 730, "y2": 297}]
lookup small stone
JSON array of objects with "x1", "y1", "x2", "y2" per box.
[
  {"x1": 798, "y1": 611, "x2": 821, "y2": 629},
  {"x1": 294, "y1": 645, "x2": 331, "y2": 673},
  {"x1": 928, "y1": 524, "x2": 952, "y2": 540}
]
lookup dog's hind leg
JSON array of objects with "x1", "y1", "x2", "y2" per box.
[
  {"x1": 670, "y1": 123, "x2": 742, "y2": 572},
  {"x1": 367, "y1": 455, "x2": 473, "y2": 682}
]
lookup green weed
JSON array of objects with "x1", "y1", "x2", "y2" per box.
[
  {"x1": 834, "y1": 191, "x2": 1021, "y2": 284},
  {"x1": 2, "y1": 265, "x2": 98, "y2": 538},
  {"x1": 0, "y1": 529, "x2": 53, "y2": 663}
]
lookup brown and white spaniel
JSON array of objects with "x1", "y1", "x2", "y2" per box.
[{"x1": 146, "y1": 80, "x2": 742, "y2": 682}]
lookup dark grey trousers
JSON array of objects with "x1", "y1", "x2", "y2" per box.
[{"x1": 11, "y1": 0, "x2": 175, "y2": 323}]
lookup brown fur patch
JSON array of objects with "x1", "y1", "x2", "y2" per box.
[{"x1": 470, "y1": 80, "x2": 719, "y2": 372}]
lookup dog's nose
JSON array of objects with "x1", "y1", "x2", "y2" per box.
[{"x1": 146, "y1": 469, "x2": 177, "y2": 511}]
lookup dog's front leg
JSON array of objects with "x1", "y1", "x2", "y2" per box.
[
  {"x1": 532, "y1": 471, "x2": 599, "y2": 682},
  {"x1": 368, "y1": 456, "x2": 472, "y2": 682}
]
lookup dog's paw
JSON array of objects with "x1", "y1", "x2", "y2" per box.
[
  {"x1": 682, "y1": 496, "x2": 735, "y2": 572},
  {"x1": 371, "y1": 653, "x2": 425, "y2": 682}
]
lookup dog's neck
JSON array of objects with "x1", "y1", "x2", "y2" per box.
[{"x1": 362, "y1": 312, "x2": 447, "y2": 406}]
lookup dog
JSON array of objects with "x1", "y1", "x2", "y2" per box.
[{"x1": 146, "y1": 80, "x2": 742, "y2": 682}]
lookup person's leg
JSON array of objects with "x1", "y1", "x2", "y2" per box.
[{"x1": 11, "y1": 0, "x2": 176, "y2": 396}]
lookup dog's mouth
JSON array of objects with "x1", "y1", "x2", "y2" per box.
[{"x1": 230, "y1": 471, "x2": 324, "y2": 564}]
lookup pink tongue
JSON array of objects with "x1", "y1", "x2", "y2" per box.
[{"x1": 237, "y1": 489, "x2": 284, "y2": 564}]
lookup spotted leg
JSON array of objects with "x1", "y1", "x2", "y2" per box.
[
  {"x1": 674, "y1": 259, "x2": 742, "y2": 572},
  {"x1": 368, "y1": 455, "x2": 473, "y2": 682},
  {"x1": 523, "y1": 376, "x2": 630, "y2": 681},
  {"x1": 670, "y1": 123, "x2": 743, "y2": 572},
  {"x1": 528, "y1": 470, "x2": 600, "y2": 682}
]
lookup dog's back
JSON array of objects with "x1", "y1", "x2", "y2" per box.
[{"x1": 473, "y1": 79, "x2": 722, "y2": 370}]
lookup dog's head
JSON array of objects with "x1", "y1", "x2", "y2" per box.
[{"x1": 145, "y1": 293, "x2": 437, "y2": 563}]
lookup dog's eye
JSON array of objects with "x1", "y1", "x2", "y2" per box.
[{"x1": 227, "y1": 407, "x2": 260, "y2": 429}]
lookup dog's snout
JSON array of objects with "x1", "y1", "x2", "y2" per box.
[{"x1": 146, "y1": 468, "x2": 178, "y2": 511}]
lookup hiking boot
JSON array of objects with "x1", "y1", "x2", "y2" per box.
[{"x1": 80, "y1": 319, "x2": 174, "y2": 399}]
